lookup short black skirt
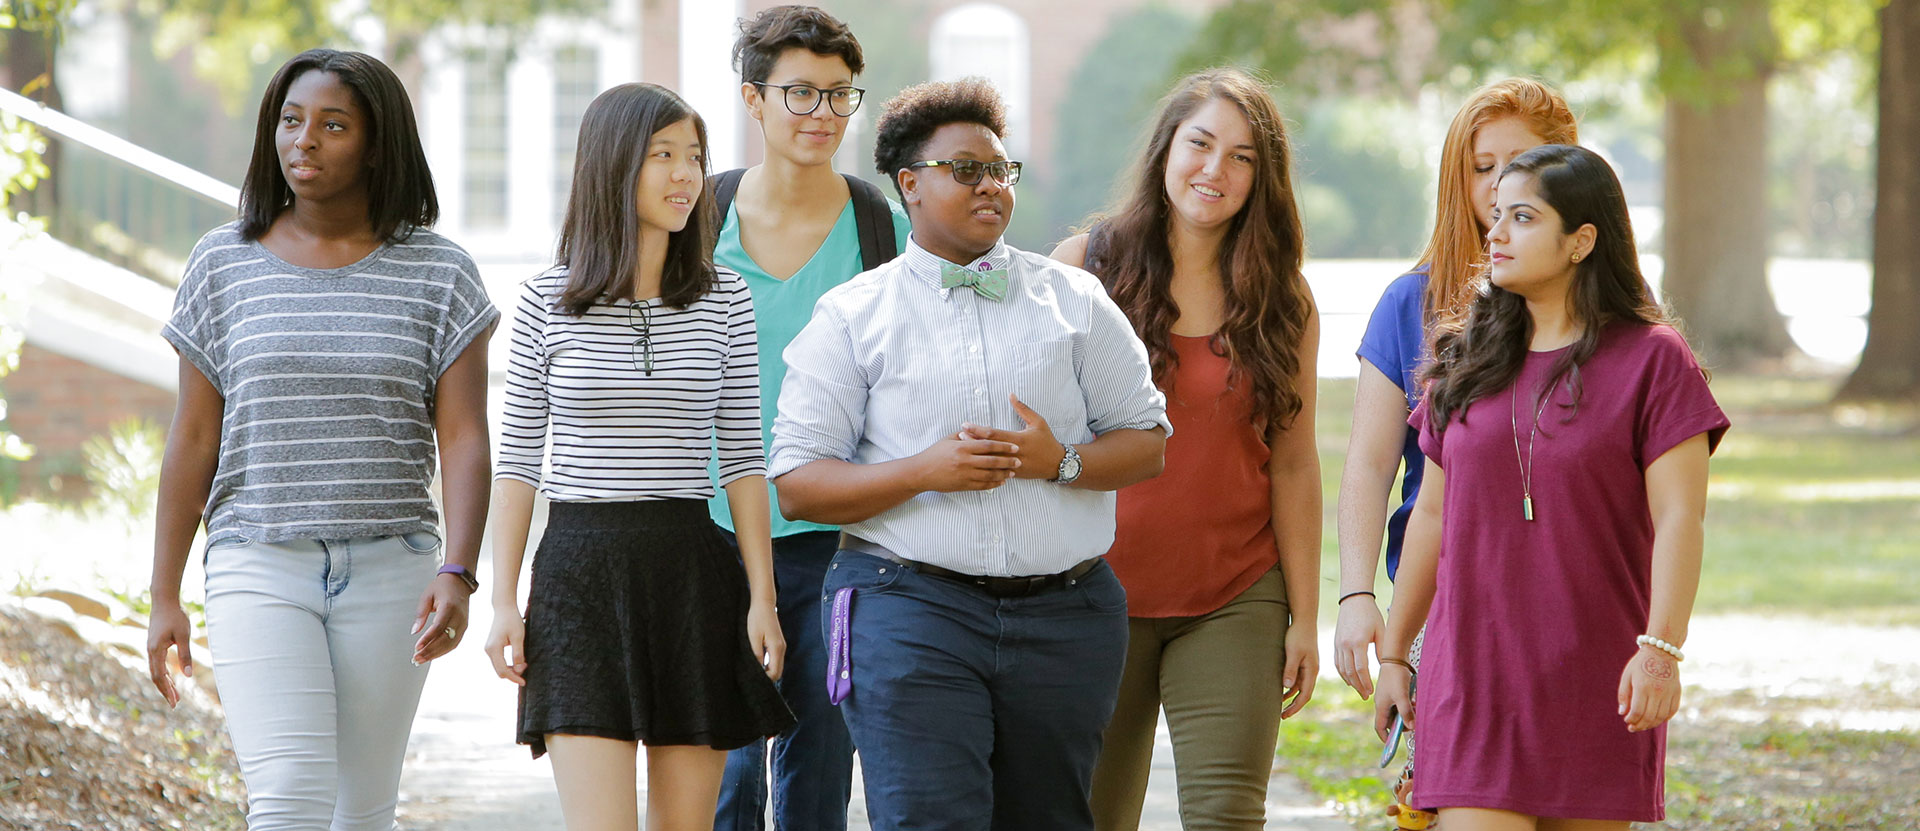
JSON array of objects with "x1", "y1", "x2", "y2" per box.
[{"x1": 516, "y1": 499, "x2": 795, "y2": 757}]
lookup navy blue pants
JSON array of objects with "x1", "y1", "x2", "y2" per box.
[
  {"x1": 823, "y1": 548, "x2": 1129, "y2": 831},
  {"x1": 714, "y1": 530, "x2": 855, "y2": 831}
]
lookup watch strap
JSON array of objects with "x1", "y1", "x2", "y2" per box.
[{"x1": 437, "y1": 563, "x2": 479, "y2": 593}]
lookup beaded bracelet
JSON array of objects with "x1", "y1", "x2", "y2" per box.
[
  {"x1": 1338, "y1": 590, "x2": 1376, "y2": 605},
  {"x1": 1635, "y1": 634, "x2": 1685, "y2": 662}
]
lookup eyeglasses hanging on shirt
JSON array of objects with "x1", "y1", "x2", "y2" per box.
[{"x1": 627, "y1": 302, "x2": 653, "y2": 376}]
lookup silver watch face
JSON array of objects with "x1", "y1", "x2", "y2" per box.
[{"x1": 1059, "y1": 446, "x2": 1082, "y2": 482}]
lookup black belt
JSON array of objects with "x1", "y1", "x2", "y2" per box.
[{"x1": 839, "y1": 533, "x2": 1101, "y2": 599}]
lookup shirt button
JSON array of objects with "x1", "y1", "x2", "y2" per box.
[
  {"x1": 968, "y1": 344, "x2": 979, "y2": 354},
  {"x1": 974, "y1": 387, "x2": 984, "y2": 396}
]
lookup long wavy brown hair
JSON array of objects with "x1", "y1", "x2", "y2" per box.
[
  {"x1": 1083, "y1": 68, "x2": 1312, "y2": 431},
  {"x1": 1423, "y1": 145, "x2": 1676, "y2": 431},
  {"x1": 1420, "y1": 78, "x2": 1578, "y2": 323}
]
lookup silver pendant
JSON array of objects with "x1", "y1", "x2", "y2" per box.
[{"x1": 1523, "y1": 496, "x2": 1535, "y2": 521}]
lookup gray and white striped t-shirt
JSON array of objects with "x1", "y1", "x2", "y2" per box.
[{"x1": 162, "y1": 222, "x2": 499, "y2": 546}]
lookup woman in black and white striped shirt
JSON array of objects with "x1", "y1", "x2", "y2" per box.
[{"x1": 482, "y1": 82, "x2": 793, "y2": 828}]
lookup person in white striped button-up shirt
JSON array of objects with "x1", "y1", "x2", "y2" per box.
[{"x1": 768, "y1": 78, "x2": 1168, "y2": 831}]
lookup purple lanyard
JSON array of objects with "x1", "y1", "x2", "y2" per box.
[{"x1": 826, "y1": 586, "x2": 854, "y2": 705}]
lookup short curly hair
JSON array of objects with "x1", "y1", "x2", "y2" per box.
[
  {"x1": 872, "y1": 77, "x2": 1009, "y2": 199},
  {"x1": 732, "y1": 5, "x2": 864, "y2": 86}
]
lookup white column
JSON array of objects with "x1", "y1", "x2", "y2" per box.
[{"x1": 679, "y1": 0, "x2": 743, "y2": 172}]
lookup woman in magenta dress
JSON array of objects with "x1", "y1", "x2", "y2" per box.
[{"x1": 1373, "y1": 143, "x2": 1728, "y2": 828}]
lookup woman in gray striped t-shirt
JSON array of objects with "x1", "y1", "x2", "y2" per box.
[{"x1": 145, "y1": 49, "x2": 497, "y2": 830}]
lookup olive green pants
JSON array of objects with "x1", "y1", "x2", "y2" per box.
[{"x1": 1090, "y1": 568, "x2": 1291, "y2": 831}]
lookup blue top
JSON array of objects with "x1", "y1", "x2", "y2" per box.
[
  {"x1": 707, "y1": 194, "x2": 912, "y2": 538},
  {"x1": 1354, "y1": 267, "x2": 1430, "y2": 581}
]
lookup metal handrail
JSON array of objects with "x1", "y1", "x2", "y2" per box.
[{"x1": 0, "y1": 86, "x2": 239, "y2": 208}]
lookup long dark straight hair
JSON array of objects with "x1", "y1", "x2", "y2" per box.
[
  {"x1": 1422, "y1": 144, "x2": 1674, "y2": 431},
  {"x1": 555, "y1": 83, "x2": 716, "y2": 315},
  {"x1": 1084, "y1": 68, "x2": 1312, "y2": 431},
  {"x1": 239, "y1": 49, "x2": 437, "y2": 242}
]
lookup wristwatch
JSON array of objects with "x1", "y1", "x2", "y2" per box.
[
  {"x1": 1052, "y1": 444, "x2": 1083, "y2": 485},
  {"x1": 437, "y1": 564, "x2": 479, "y2": 594}
]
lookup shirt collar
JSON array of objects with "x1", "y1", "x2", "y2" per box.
[{"x1": 902, "y1": 235, "x2": 1014, "y2": 297}]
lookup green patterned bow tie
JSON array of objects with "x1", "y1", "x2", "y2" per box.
[{"x1": 940, "y1": 262, "x2": 1009, "y2": 301}]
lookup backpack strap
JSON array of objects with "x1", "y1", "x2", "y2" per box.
[
  {"x1": 708, "y1": 168, "x2": 748, "y2": 225},
  {"x1": 842, "y1": 173, "x2": 899, "y2": 272}
]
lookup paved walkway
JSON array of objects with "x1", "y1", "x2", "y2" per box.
[{"x1": 394, "y1": 629, "x2": 1353, "y2": 830}]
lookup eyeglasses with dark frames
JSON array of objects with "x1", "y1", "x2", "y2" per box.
[
  {"x1": 905, "y1": 159, "x2": 1023, "y2": 188},
  {"x1": 752, "y1": 82, "x2": 866, "y2": 118},
  {"x1": 626, "y1": 302, "x2": 653, "y2": 376}
]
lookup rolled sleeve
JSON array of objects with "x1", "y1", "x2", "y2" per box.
[
  {"x1": 1077, "y1": 288, "x2": 1171, "y2": 436},
  {"x1": 769, "y1": 303, "x2": 868, "y2": 479}
]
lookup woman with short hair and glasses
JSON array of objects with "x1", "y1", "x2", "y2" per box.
[
  {"x1": 770, "y1": 78, "x2": 1169, "y2": 830},
  {"x1": 705, "y1": 8, "x2": 911, "y2": 830},
  {"x1": 484, "y1": 82, "x2": 793, "y2": 829}
]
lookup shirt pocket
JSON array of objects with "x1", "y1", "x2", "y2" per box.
[{"x1": 1009, "y1": 339, "x2": 1090, "y2": 445}]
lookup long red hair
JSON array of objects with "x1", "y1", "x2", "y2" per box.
[{"x1": 1419, "y1": 78, "x2": 1578, "y2": 323}]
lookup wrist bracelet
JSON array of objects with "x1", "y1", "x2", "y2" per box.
[
  {"x1": 1635, "y1": 634, "x2": 1685, "y2": 662},
  {"x1": 1338, "y1": 590, "x2": 1376, "y2": 605},
  {"x1": 1379, "y1": 656, "x2": 1416, "y2": 675}
]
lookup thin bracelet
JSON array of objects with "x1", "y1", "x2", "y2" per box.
[
  {"x1": 1379, "y1": 656, "x2": 1415, "y2": 675},
  {"x1": 1338, "y1": 590, "x2": 1376, "y2": 605}
]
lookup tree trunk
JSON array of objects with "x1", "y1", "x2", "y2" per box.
[
  {"x1": 1838, "y1": 0, "x2": 1920, "y2": 403},
  {"x1": 1658, "y1": 3, "x2": 1791, "y2": 366}
]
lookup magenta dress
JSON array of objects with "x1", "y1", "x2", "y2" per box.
[{"x1": 1407, "y1": 322, "x2": 1729, "y2": 821}]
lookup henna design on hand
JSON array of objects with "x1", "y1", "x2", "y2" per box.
[{"x1": 1642, "y1": 656, "x2": 1676, "y2": 680}]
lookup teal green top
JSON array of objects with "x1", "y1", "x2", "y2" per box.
[{"x1": 708, "y1": 192, "x2": 912, "y2": 537}]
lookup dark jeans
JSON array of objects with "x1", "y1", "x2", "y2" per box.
[
  {"x1": 822, "y1": 548, "x2": 1130, "y2": 831},
  {"x1": 714, "y1": 530, "x2": 853, "y2": 831}
]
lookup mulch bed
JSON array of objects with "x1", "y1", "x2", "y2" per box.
[{"x1": 0, "y1": 604, "x2": 244, "y2": 830}]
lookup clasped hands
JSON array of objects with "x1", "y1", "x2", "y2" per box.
[{"x1": 915, "y1": 394, "x2": 1064, "y2": 492}]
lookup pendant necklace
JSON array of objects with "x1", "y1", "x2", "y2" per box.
[{"x1": 1511, "y1": 374, "x2": 1559, "y2": 521}]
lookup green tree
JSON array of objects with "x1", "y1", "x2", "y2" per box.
[
  {"x1": 151, "y1": 0, "x2": 603, "y2": 111},
  {"x1": 1048, "y1": 5, "x2": 1199, "y2": 238},
  {"x1": 1185, "y1": 0, "x2": 1880, "y2": 366},
  {"x1": 1, "y1": 0, "x2": 64, "y2": 500},
  {"x1": 1838, "y1": 0, "x2": 1919, "y2": 402}
]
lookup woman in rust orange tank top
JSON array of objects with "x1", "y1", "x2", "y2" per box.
[{"x1": 1051, "y1": 67, "x2": 1321, "y2": 831}]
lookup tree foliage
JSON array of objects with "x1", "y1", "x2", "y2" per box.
[{"x1": 143, "y1": 0, "x2": 602, "y2": 109}]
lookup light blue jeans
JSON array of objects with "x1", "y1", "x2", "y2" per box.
[{"x1": 203, "y1": 532, "x2": 440, "y2": 830}]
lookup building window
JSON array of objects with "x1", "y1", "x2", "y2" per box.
[
  {"x1": 928, "y1": 4, "x2": 1031, "y2": 158},
  {"x1": 463, "y1": 50, "x2": 509, "y2": 229},
  {"x1": 553, "y1": 45, "x2": 599, "y2": 225}
]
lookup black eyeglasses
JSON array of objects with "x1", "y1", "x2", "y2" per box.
[
  {"x1": 753, "y1": 82, "x2": 865, "y2": 117},
  {"x1": 627, "y1": 302, "x2": 653, "y2": 376},
  {"x1": 906, "y1": 159, "x2": 1023, "y2": 188}
]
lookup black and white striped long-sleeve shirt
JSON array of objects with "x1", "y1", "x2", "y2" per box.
[{"x1": 495, "y1": 266, "x2": 764, "y2": 501}]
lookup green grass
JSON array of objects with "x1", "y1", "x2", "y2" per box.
[
  {"x1": 1272, "y1": 693, "x2": 1396, "y2": 824},
  {"x1": 1307, "y1": 373, "x2": 1920, "y2": 626}
]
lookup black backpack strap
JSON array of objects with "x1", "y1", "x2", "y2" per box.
[
  {"x1": 843, "y1": 173, "x2": 899, "y2": 272},
  {"x1": 708, "y1": 168, "x2": 748, "y2": 226}
]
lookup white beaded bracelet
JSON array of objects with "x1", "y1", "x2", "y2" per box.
[{"x1": 1636, "y1": 634, "x2": 1685, "y2": 662}]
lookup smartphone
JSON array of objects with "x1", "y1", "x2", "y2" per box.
[
  {"x1": 1378, "y1": 709, "x2": 1407, "y2": 768},
  {"x1": 1378, "y1": 673, "x2": 1416, "y2": 768}
]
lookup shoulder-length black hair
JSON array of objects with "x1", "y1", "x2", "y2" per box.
[
  {"x1": 239, "y1": 48, "x2": 437, "y2": 242},
  {"x1": 555, "y1": 82, "x2": 717, "y2": 315},
  {"x1": 1422, "y1": 144, "x2": 1674, "y2": 430},
  {"x1": 1083, "y1": 67, "x2": 1313, "y2": 432}
]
